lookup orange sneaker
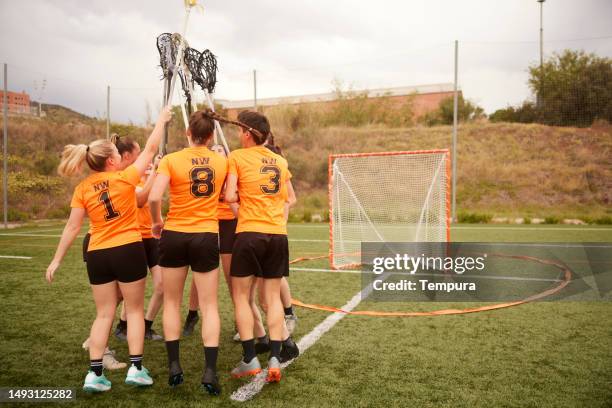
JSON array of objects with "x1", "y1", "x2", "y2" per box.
[
  {"x1": 266, "y1": 357, "x2": 281, "y2": 383},
  {"x1": 231, "y1": 357, "x2": 262, "y2": 379}
]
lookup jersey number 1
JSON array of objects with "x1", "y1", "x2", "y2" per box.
[{"x1": 98, "y1": 190, "x2": 120, "y2": 221}]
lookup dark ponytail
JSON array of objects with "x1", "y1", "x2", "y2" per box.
[
  {"x1": 110, "y1": 133, "x2": 137, "y2": 155},
  {"x1": 199, "y1": 109, "x2": 268, "y2": 144},
  {"x1": 188, "y1": 111, "x2": 215, "y2": 145}
]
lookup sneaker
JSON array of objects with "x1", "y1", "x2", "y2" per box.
[
  {"x1": 125, "y1": 365, "x2": 153, "y2": 386},
  {"x1": 279, "y1": 338, "x2": 299, "y2": 363},
  {"x1": 201, "y1": 367, "x2": 221, "y2": 396},
  {"x1": 83, "y1": 371, "x2": 111, "y2": 393},
  {"x1": 285, "y1": 313, "x2": 298, "y2": 335},
  {"x1": 255, "y1": 335, "x2": 270, "y2": 354},
  {"x1": 114, "y1": 325, "x2": 127, "y2": 342},
  {"x1": 232, "y1": 332, "x2": 241, "y2": 342},
  {"x1": 82, "y1": 337, "x2": 90, "y2": 350},
  {"x1": 168, "y1": 360, "x2": 184, "y2": 387},
  {"x1": 231, "y1": 357, "x2": 262, "y2": 379},
  {"x1": 182, "y1": 314, "x2": 199, "y2": 337},
  {"x1": 145, "y1": 328, "x2": 163, "y2": 341},
  {"x1": 266, "y1": 357, "x2": 281, "y2": 383},
  {"x1": 103, "y1": 348, "x2": 127, "y2": 370}
]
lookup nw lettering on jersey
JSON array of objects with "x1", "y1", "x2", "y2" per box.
[
  {"x1": 93, "y1": 180, "x2": 109, "y2": 192},
  {"x1": 191, "y1": 157, "x2": 210, "y2": 165},
  {"x1": 261, "y1": 157, "x2": 277, "y2": 165}
]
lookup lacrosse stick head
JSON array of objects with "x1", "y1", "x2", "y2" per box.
[
  {"x1": 156, "y1": 33, "x2": 190, "y2": 79},
  {"x1": 184, "y1": 47, "x2": 218, "y2": 94}
]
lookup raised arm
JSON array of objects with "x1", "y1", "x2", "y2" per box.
[
  {"x1": 46, "y1": 207, "x2": 86, "y2": 283},
  {"x1": 136, "y1": 156, "x2": 161, "y2": 208},
  {"x1": 133, "y1": 107, "x2": 173, "y2": 176},
  {"x1": 148, "y1": 173, "x2": 170, "y2": 239}
]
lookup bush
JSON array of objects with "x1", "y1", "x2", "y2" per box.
[
  {"x1": 457, "y1": 212, "x2": 492, "y2": 223},
  {"x1": 421, "y1": 94, "x2": 485, "y2": 126},
  {"x1": 7, "y1": 208, "x2": 30, "y2": 222},
  {"x1": 302, "y1": 210, "x2": 312, "y2": 223},
  {"x1": 544, "y1": 216, "x2": 561, "y2": 224},
  {"x1": 489, "y1": 102, "x2": 539, "y2": 124},
  {"x1": 47, "y1": 205, "x2": 71, "y2": 219},
  {"x1": 593, "y1": 215, "x2": 612, "y2": 225}
]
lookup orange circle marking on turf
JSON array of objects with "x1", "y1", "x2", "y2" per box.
[{"x1": 290, "y1": 253, "x2": 572, "y2": 317}]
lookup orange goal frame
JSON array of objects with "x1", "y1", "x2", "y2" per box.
[{"x1": 328, "y1": 149, "x2": 452, "y2": 270}]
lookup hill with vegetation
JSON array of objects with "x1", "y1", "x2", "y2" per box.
[{"x1": 0, "y1": 105, "x2": 610, "y2": 223}]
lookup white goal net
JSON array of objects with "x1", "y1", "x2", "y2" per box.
[{"x1": 329, "y1": 150, "x2": 450, "y2": 269}]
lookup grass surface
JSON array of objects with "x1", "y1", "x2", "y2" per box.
[{"x1": 0, "y1": 223, "x2": 611, "y2": 407}]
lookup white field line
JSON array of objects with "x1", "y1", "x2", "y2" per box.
[
  {"x1": 0, "y1": 255, "x2": 32, "y2": 259},
  {"x1": 0, "y1": 233, "x2": 86, "y2": 238},
  {"x1": 230, "y1": 276, "x2": 378, "y2": 402},
  {"x1": 290, "y1": 267, "x2": 562, "y2": 282}
]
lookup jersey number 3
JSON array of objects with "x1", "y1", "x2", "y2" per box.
[
  {"x1": 98, "y1": 190, "x2": 120, "y2": 221},
  {"x1": 190, "y1": 166, "x2": 215, "y2": 198},
  {"x1": 260, "y1": 165, "x2": 281, "y2": 194}
]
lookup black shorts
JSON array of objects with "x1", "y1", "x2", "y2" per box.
[
  {"x1": 82, "y1": 233, "x2": 91, "y2": 263},
  {"x1": 142, "y1": 237, "x2": 159, "y2": 268},
  {"x1": 159, "y1": 230, "x2": 219, "y2": 272},
  {"x1": 219, "y1": 219, "x2": 238, "y2": 254},
  {"x1": 86, "y1": 241, "x2": 148, "y2": 285},
  {"x1": 230, "y1": 232, "x2": 289, "y2": 279}
]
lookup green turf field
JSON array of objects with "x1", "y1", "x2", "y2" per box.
[{"x1": 0, "y1": 223, "x2": 611, "y2": 407}]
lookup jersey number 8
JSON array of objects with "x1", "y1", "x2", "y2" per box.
[{"x1": 190, "y1": 166, "x2": 215, "y2": 198}]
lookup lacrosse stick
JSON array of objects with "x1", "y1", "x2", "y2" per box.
[
  {"x1": 183, "y1": 47, "x2": 230, "y2": 153},
  {"x1": 155, "y1": 1, "x2": 199, "y2": 154}
]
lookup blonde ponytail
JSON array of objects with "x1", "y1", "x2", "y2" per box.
[
  {"x1": 58, "y1": 144, "x2": 88, "y2": 177},
  {"x1": 57, "y1": 139, "x2": 116, "y2": 177}
]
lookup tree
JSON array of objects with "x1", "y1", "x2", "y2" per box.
[
  {"x1": 489, "y1": 101, "x2": 538, "y2": 124},
  {"x1": 529, "y1": 50, "x2": 612, "y2": 127},
  {"x1": 421, "y1": 94, "x2": 484, "y2": 126}
]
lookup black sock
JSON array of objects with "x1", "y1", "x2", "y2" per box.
[
  {"x1": 144, "y1": 319, "x2": 153, "y2": 330},
  {"x1": 166, "y1": 340, "x2": 180, "y2": 366},
  {"x1": 129, "y1": 354, "x2": 143, "y2": 370},
  {"x1": 269, "y1": 340, "x2": 282, "y2": 360},
  {"x1": 90, "y1": 359, "x2": 103, "y2": 376},
  {"x1": 187, "y1": 310, "x2": 198, "y2": 320},
  {"x1": 284, "y1": 306, "x2": 294, "y2": 316},
  {"x1": 257, "y1": 334, "x2": 269, "y2": 344},
  {"x1": 204, "y1": 346, "x2": 218, "y2": 370},
  {"x1": 118, "y1": 319, "x2": 127, "y2": 330},
  {"x1": 282, "y1": 336, "x2": 294, "y2": 346},
  {"x1": 241, "y1": 339, "x2": 256, "y2": 363}
]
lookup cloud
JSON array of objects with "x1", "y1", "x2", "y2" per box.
[{"x1": 0, "y1": 0, "x2": 610, "y2": 123}]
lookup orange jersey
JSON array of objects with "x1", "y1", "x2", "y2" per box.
[
  {"x1": 135, "y1": 181, "x2": 153, "y2": 239},
  {"x1": 228, "y1": 145, "x2": 292, "y2": 235},
  {"x1": 71, "y1": 165, "x2": 142, "y2": 251},
  {"x1": 157, "y1": 146, "x2": 228, "y2": 233}
]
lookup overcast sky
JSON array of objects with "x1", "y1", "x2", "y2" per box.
[{"x1": 1, "y1": 0, "x2": 611, "y2": 124}]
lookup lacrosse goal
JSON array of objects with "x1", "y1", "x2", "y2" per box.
[{"x1": 329, "y1": 150, "x2": 451, "y2": 269}]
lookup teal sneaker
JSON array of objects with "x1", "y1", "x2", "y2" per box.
[
  {"x1": 125, "y1": 365, "x2": 153, "y2": 386},
  {"x1": 83, "y1": 371, "x2": 111, "y2": 393}
]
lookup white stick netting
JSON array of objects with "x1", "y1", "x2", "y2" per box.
[{"x1": 330, "y1": 151, "x2": 449, "y2": 269}]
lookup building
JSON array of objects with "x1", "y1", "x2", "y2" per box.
[
  {"x1": 0, "y1": 90, "x2": 32, "y2": 115},
  {"x1": 217, "y1": 83, "x2": 458, "y2": 120}
]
